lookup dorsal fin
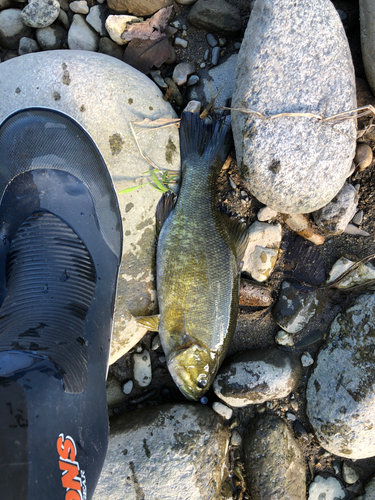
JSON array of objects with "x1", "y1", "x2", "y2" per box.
[{"x1": 155, "y1": 191, "x2": 177, "y2": 237}]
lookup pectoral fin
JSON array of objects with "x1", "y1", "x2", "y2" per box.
[
  {"x1": 155, "y1": 191, "x2": 177, "y2": 237},
  {"x1": 221, "y1": 215, "x2": 249, "y2": 263},
  {"x1": 135, "y1": 314, "x2": 160, "y2": 331}
]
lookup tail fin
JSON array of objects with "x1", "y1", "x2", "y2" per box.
[{"x1": 179, "y1": 112, "x2": 233, "y2": 172}]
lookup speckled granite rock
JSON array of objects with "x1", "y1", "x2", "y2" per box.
[
  {"x1": 20, "y1": 0, "x2": 60, "y2": 28},
  {"x1": 0, "y1": 51, "x2": 180, "y2": 364},
  {"x1": 232, "y1": 0, "x2": 356, "y2": 214},
  {"x1": 307, "y1": 292, "x2": 375, "y2": 458},
  {"x1": 360, "y1": 0, "x2": 375, "y2": 97},
  {"x1": 243, "y1": 414, "x2": 306, "y2": 499},
  {"x1": 213, "y1": 347, "x2": 302, "y2": 406},
  {"x1": 93, "y1": 404, "x2": 230, "y2": 500}
]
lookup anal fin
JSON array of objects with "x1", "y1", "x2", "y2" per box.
[
  {"x1": 135, "y1": 314, "x2": 160, "y2": 331},
  {"x1": 156, "y1": 191, "x2": 177, "y2": 237}
]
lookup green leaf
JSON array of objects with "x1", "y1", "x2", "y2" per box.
[
  {"x1": 117, "y1": 182, "x2": 151, "y2": 194},
  {"x1": 151, "y1": 170, "x2": 168, "y2": 193}
]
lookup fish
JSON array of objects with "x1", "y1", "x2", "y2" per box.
[{"x1": 137, "y1": 112, "x2": 248, "y2": 401}]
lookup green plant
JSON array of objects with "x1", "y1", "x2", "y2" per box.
[{"x1": 118, "y1": 169, "x2": 179, "y2": 195}]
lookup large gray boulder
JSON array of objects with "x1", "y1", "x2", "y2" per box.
[
  {"x1": 232, "y1": 0, "x2": 356, "y2": 214},
  {"x1": 360, "y1": 0, "x2": 375, "y2": 97},
  {"x1": 307, "y1": 293, "x2": 375, "y2": 459},
  {"x1": 93, "y1": 404, "x2": 230, "y2": 500},
  {"x1": 0, "y1": 51, "x2": 180, "y2": 364}
]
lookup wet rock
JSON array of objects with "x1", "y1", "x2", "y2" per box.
[
  {"x1": 272, "y1": 281, "x2": 322, "y2": 334},
  {"x1": 232, "y1": 0, "x2": 356, "y2": 214},
  {"x1": 98, "y1": 36, "x2": 123, "y2": 59},
  {"x1": 172, "y1": 62, "x2": 196, "y2": 86},
  {"x1": 342, "y1": 462, "x2": 360, "y2": 484},
  {"x1": 313, "y1": 182, "x2": 359, "y2": 235},
  {"x1": 211, "y1": 46, "x2": 220, "y2": 66},
  {"x1": 106, "y1": 373, "x2": 126, "y2": 407},
  {"x1": 187, "y1": 0, "x2": 241, "y2": 36},
  {"x1": 21, "y1": 0, "x2": 60, "y2": 28},
  {"x1": 36, "y1": 25, "x2": 66, "y2": 50},
  {"x1": 18, "y1": 36, "x2": 40, "y2": 54},
  {"x1": 0, "y1": 9, "x2": 33, "y2": 49},
  {"x1": 189, "y1": 54, "x2": 238, "y2": 114},
  {"x1": 243, "y1": 414, "x2": 306, "y2": 500},
  {"x1": 106, "y1": 0, "x2": 173, "y2": 16},
  {"x1": 242, "y1": 221, "x2": 282, "y2": 282},
  {"x1": 93, "y1": 404, "x2": 230, "y2": 500},
  {"x1": 212, "y1": 401, "x2": 233, "y2": 420},
  {"x1": 275, "y1": 330, "x2": 294, "y2": 346},
  {"x1": 105, "y1": 15, "x2": 141, "y2": 46},
  {"x1": 354, "y1": 142, "x2": 373, "y2": 172},
  {"x1": 68, "y1": 14, "x2": 99, "y2": 51},
  {"x1": 281, "y1": 213, "x2": 325, "y2": 245},
  {"x1": 294, "y1": 329, "x2": 324, "y2": 349},
  {"x1": 70, "y1": 0, "x2": 89, "y2": 14},
  {"x1": 132, "y1": 349, "x2": 152, "y2": 388},
  {"x1": 307, "y1": 292, "x2": 375, "y2": 459},
  {"x1": 0, "y1": 51, "x2": 179, "y2": 364},
  {"x1": 213, "y1": 347, "x2": 302, "y2": 407},
  {"x1": 86, "y1": 4, "x2": 108, "y2": 36},
  {"x1": 360, "y1": 0, "x2": 375, "y2": 96},
  {"x1": 326, "y1": 256, "x2": 375, "y2": 289},
  {"x1": 308, "y1": 475, "x2": 346, "y2": 500},
  {"x1": 257, "y1": 206, "x2": 278, "y2": 222}
]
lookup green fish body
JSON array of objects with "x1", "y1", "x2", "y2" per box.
[{"x1": 141, "y1": 113, "x2": 248, "y2": 400}]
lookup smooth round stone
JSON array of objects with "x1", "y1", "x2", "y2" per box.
[
  {"x1": 187, "y1": 75, "x2": 199, "y2": 86},
  {"x1": 307, "y1": 293, "x2": 375, "y2": 459},
  {"x1": 342, "y1": 462, "x2": 360, "y2": 484},
  {"x1": 86, "y1": 4, "x2": 108, "y2": 36},
  {"x1": 212, "y1": 402, "x2": 233, "y2": 420},
  {"x1": 354, "y1": 142, "x2": 373, "y2": 171},
  {"x1": 36, "y1": 25, "x2": 66, "y2": 50},
  {"x1": 0, "y1": 8, "x2": 33, "y2": 49},
  {"x1": 0, "y1": 51, "x2": 179, "y2": 365},
  {"x1": 211, "y1": 46, "x2": 220, "y2": 65},
  {"x1": 206, "y1": 33, "x2": 217, "y2": 47},
  {"x1": 243, "y1": 414, "x2": 306, "y2": 500},
  {"x1": 21, "y1": 0, "x2": 60, "y2": 28},
  {"x1": 58, "y1": 8, "x2": 70, "y2": 30},
  {"x1": 93, "y1": 404, "x2": 230, "y2": 500},
  {"x1": 172, "y1": 62, "x2": 196, "y2": 86},
  {"x1": 69, "y1": 0, "x2": 89, "y2": 14},
  {"x1": 232, "y1": 0, "x2": 356, "y2": 214},
  {"x1": 213, "y1": 347, "x2": 302, "y2": 407},
  {"x1": 18, "y1": 36, "x2": 40, "y2": 55},
  {"x1": 106, "y1": 0, "x2": 173, "y2": 16},
  {"x1": 122, "y1": 379, "x2": 133, "y2": 395},
  {"x1": 68, "y1": 13, "x2": 99, "y2": 51}
]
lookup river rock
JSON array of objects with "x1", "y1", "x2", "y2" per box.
[
  {"x1": 67, "y1": 14, "x2": 100, "y2": 51},
  {"x1": 360, "y1": 0, "x2": 375, "y2": 96},
  {"x1": 36, "y1": 25, "x2": 66, "y2": 50},
  {"x1": 308, "y1": 475, "x2": 346, "y2": 500},
  {"x1": 272, "y1": 281, "x2": 322, "y2": 333},
  {"x1": 18, "y1": 36, "x2": 40, "y2": 54},
  {"x1": 86, "y1": 4, "x2": 108, "y2": 36},
  {"x1": 242, "y1": 221, "x2": 282, "y2": 282},
  {"x1": 99, "y1": 36, "x2": 124, "y2": 59},
  {"x1": 93, "y1": 404, "x2": 230, "y2": 500},
  {"x1": 243, "y1": 414, "x2": 306, "y2": 500},
  {"x1": 187, "y1": 0, "x2": 242, "y2": 35},
  {"x1": 213, "y1": 347, "x2": 302, "y2": 407},
  {"x1": 313, "y1": 182, "x2": 359, "y2": 235},
  {"x1": 69, "y1": 0, "x2": 89, "y2": 14},
  {"x1": 105, "y1": 14, "x2": 141, "y2": 46},
  {"x1": 307, "y1": 292, "x2": 375, "y2": 459},
  {"x1": 106, "y1": 0, "x2": 173, "y2": 16},
  {"x1": 0, "y1": 51, "x2": 180, "y2": 365},
  {"x1": 232, "y1": 0, "x2": 356, "y2": 214},
  {"x1": 0, "y1": 8, "x2": 33, "y2": 49},
  {"x1": 20, "y1": 0, "x2": 60, "y2": 28}
]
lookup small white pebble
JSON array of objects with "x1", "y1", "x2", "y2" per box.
[
  {"x1": 286, "y1": 412, "x2": 297, "y2": 421},
  {"x1": 184, "y1": 100, "x2": 201, "y2": 114},
  {"x1": 135, "y1": 345, "x2": 143, "y2": 353},
  {"x1": 122, "y1": 379, "x2": 133, "y2": 395},
  {"x1": 133, "y1": 350, "x2": 152, "y2": 388},
  {"x1": 301, "y1": 352, "x2": 314, "y2": 367},
  {"x1": 258, "y1": 206, "x2": 279, "y2": 222},
  {"x1": 171, "y1": 20, "x2": 181, "y2": 29},
  {"x1": 203, "y1": 48, "x2": 209, "y2": 61},
  {"x1": 212, "y1": 401, "x2": 233, "y2": 420},
  {"x1": 230, "y1": 430, "x2": 242, "y2": 447},
  {"x1": 182, "y1": 30, "x2": 187, "y2": 36},
  {"x1": 175, "y1": 37, "x2": 188, "y2": 48},
  {"x1": 275, "y1": 330, "x2": 294, "y2": 346},
  {"x1": 200, "y1": 62, "x2": 206, "y2": 69}
]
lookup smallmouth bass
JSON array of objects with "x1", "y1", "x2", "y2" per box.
[{"x1": 138, "y1": 112, "x2": 248, "y2": 400}]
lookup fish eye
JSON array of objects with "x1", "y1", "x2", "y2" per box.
[{"x1": 197, "y1": 380, "x2": 207, "y2": 389}]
